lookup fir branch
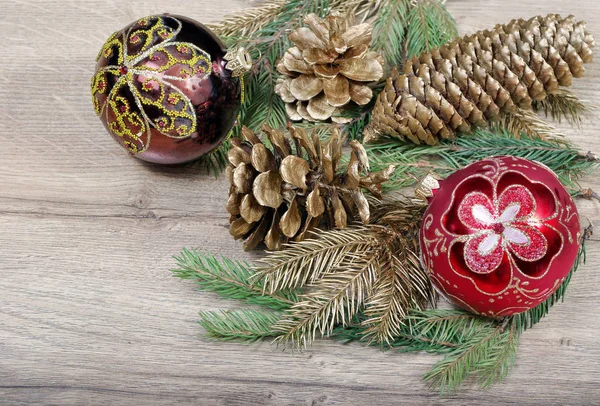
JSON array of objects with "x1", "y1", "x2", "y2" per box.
[
  {"x1": 365, "y1": 128, "x2": 599, "y2": 193},
  {"x1": 405, "y1": 0, "x2": 458, "y2": 58},
  {"x1": 199, "y1": 309, "x2": 282, "y2": 342},
  {"x1": 371, "y1": 0, "x2": 411, "y2": 67},
  {"x1": 332, "y1": 309, "x2": 494, "y2": 353},
  {"x1": 172, "y1": 248, "x2": 296, "y2": 311},
  {"x1": 361, "y1": 252, "x2": 414, "y2": 344},
  {"x1": 532, "y1": 88, "x2": 592, "y2": 127},
  {"x1": 422, "y1": 322, "x2": 511, "y2": 393},
  {"x1": 253, "y1": 227, "x2": 379, "y2": 294},
  {"x1": 273, "y1": 250, "x2": 380, "y2": 347},
  {"x1": 476, "y1": 324, "x2": 518, "y2": 389},
  {"x1": 405, "y1": 310, "x2": 493, "y2": 349}
]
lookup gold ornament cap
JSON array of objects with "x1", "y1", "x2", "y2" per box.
[
  {"x1": 224, "y1": 46, "x2": 253, "y2": 77},
  {"x1": 415, "y1": 172, "x2": 442, "y2": 201}
]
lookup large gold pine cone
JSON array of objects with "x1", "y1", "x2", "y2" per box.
[
  {"x1": 365, "y1": 14, "x2": 594, "y2": 145},
  {"x1": 275, "y1": 13, "x2": 385, "y2": 123}
]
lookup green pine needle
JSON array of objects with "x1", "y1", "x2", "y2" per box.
[
  {"x1": 332, "y1": 309, "x2": 494, "y2": 353},
  {"x1": 423, "y1": 323, "x2": 517, "y2": 393},
  {"x1": 406, "y1": 0, "x2": 458, "y2": 58},
  {"x1": 371, "y1": 0, "x2": 411, "y2": 67},
  {"x1": 172, "y1": 248, "x2": 297, "y2": 311},
  {"x1": 199, "y1": 309, "x2": 282, "y2": 342},
  {"x1": 366, "y1": 128, "x2": 599, "y2": 193}
]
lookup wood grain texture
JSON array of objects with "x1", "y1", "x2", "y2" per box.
[{"x1": 1, "y1": 0, "x2": 600, "y2": 404}]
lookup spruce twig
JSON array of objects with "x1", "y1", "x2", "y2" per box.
[
  {"x1": 423, "y1": 323, "x2": 516, "y2": 393},
  {"x1": 405, "y1": 0, "x2": 458, "y2": 58},
  {"x1": 208, "y1": 0, "x2": 286, "y2": 38},
  {"x1": 199, "y1": 309, "x2": 281, "y2": 342},
  {"x1": 273, "y1": 251, "x2": 379, "y2": 347},
  {"x1": 256, "y1": 198, "x2": 434, "y2": 348},
  {"x1": 172, "y1": 249, "x2": 296, "y2": 311},
  {"x1": 365, "y1": 128, "x2": 599, "y2": 193},
  {"x1": 360, "y1": 201, "x2": 434, "y2": 344},
  {"x1": 498, "y1": 109, "x2": 566, "y2": 142},
  {"x1": 371, "y1": 0, "x2": 411, "y2": 68}
]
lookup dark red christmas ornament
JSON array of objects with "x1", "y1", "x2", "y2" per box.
[
  {"x1": 419, "y1": 156, "x2": 581, "y2": 317},
  {"x1": 91, "y1": 14, "x2": 249, "y2": 164}
]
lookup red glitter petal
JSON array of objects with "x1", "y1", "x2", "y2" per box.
[
  {"x1": 458, "y1": 192, "x2": 495, "y2": 231},
  {"x1": 508, "y1": 223, "x2": 548, "y2": 262},
  {"x1": 464, "y1": 233, "x2": 504, "y2": 274},
  {"x1": 498, "y1": 185, "x2": 535, "y2": 220}
]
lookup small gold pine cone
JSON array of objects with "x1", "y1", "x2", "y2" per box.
[
  {"x1": 226, "y1": 124, "x2": 396, "y2": 251},
  {"x1": 365, "y1": 14, "x2": 594, "y2": 145},
  {"x1": 275, "y1": 12, "x2": 384, "y2": 123}
]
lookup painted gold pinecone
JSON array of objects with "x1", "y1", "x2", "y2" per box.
[
  {"x1": 275, "y1": 12, "x2": 384, "y2": 123},
  {"x1": 226, "y1": 124, "x2": 395, "y2": 251},
  {"x1": 365, "y1": 14, "x2": 595, "y2": 145}
]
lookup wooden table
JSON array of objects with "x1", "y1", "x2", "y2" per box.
[{"x1": 1, "y1": 0, "x2": 599, "y2": 404}]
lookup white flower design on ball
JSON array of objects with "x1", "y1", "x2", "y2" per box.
[{"x1": 458, "y1": 185, "x2": 548, "y2": 274}]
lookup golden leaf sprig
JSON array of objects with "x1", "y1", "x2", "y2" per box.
[{"x1": 253, "y1": 197, "x2": 435, "y2": 347}]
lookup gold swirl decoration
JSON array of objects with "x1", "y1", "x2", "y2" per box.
[{"x1": 91, "y1": 16, "x2": 212, "y2": 154}]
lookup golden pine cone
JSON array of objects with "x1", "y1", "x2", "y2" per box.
[
  {"x1": 275, "y1": 12, "x2": 384, "y2": 123},
  {"x1": 226, "y1": 124, "x2": 396, "y2": 251},
  {"x1": 365, "y1": 14, "x2": 595, "y2": 145}
]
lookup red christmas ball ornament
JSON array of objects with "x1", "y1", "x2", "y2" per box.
[
  {"x1": 91, "y1": 14, "x2": 250, "y2": 164},
  {"x1": 419, "y1": 156, "x2": 581, "y2": 317}
]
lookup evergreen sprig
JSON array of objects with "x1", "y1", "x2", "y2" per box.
[
  {"x1": 365, "y1": 128, "x2": 599, "y2": 193},
  {"x1": 208, "y1": 0, "x2": 286, "y2": 38},
  {"x1": 172, "y1": 228, "x2": 589, "y2": 392},
  {"x1": 405, "y1": 0, "x2": 458, "y2": 58},
  {"x1": 172, "y1": 248, "x2": 296, "y2": 311},
  {"x1": 371, "y1": 0, "x2": 411, "y2": 68},
  {"x1": 532, "y1": 88, "x2": 592, "y2": 127},
  {"x1": 199, "y1": 309, "x2": 281, "y2": 342},
  {"x1": 254, "y1": 227, "x2": 379, "y2": 294},
  {"x1": 423, "y1": 322, "x2": 518, "y2": 392}
]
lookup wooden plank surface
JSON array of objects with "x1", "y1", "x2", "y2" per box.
[{"x1": 1, "y1": 0, "x2": 600, "y2": 404}]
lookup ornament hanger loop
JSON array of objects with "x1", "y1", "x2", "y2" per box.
[{"x1": 224, "y1": 46, "x2": 253, "y2": 77}]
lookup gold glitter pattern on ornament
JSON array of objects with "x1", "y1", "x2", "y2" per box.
[{"x1": 91, "y1": 16, "x2": 213, "y2": 153}]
